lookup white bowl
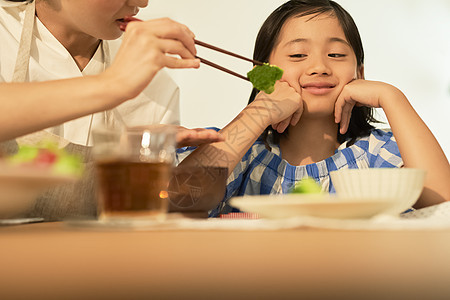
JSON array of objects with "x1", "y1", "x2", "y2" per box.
[
  {"x1": 0, "y1": 162, "x2": 77, "y2": 219},
  {"x1": 329, "y1": 168, "x2": 426, "y2": 215}
]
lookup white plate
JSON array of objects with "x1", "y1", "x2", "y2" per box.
[
  {"x1": 229, "y1": 194, "x2": 394, "y2": 219},
  {"x1": 0, "y1": 218, "x2": 44, "y2": 226},
  {"x1": 0, "y1": 162, "x2": 77, "y2": 219}
]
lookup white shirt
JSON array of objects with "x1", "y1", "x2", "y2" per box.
[{"x1": 0, "y1": 3, "x2": 180, "y2": 146}]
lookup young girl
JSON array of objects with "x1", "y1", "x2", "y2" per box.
[{"x1": 179, "y1": 0, "x2": 450, "y2": 217}]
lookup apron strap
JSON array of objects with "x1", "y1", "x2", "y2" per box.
[
  {"x1": 2, "y1": 1, "x2": 98, "y2": 220},
  {"x1": 12, "y1": 0, "x2": 35, "y2": 83},
  {"x1": 9, "y1": 2, "x2": 116, "y2": 147}
]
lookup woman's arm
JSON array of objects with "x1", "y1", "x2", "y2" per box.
[
  {"x1": 335, "y1": 80, "x2": 450, "y2": 208},
  {"x1": 0, "y1": 76, "x2": 122, "y2": 142},
  {"x1": 0, "y1": 18, "x2": 200, "y2": 142},
  {"x1": 179, "y1": 81, "x2": 303, "y2": 176}
]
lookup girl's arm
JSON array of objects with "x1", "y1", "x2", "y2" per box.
[
  {"x1": 179, "y1": 81, "x2": 303, "y2": 176},
  {"x1": 335, "y1": 80, "x2": 450, "y2": 208},
  {"x1": 0, "y1": 18, "x2": 200, "y2": 142}
]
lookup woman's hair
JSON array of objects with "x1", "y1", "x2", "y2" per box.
[{"x1": 248, "y1": 0, "x2": 379, "y2": 145}]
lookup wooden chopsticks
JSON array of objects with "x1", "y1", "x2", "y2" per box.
[
  {"x1": 194, "y1": 39, "x2": 263, "y2": 66},
  {"x1": 120, "y1": 16, "x2": 263, "y2": 81},
  {"x1": 194, "y1": 39, "x2": 264, "y2": 82},
  {"x1": 194, "y1": 56, "x2": 249, "y2": 81}
]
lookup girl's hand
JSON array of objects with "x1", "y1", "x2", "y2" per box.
[
  {"x1": 334, "y1": 80, "x2": 394, "y2": 134},
  {"x1": 104, "y1": 18, "x2": 200, "y2": 103},
  {"x1": 251, "y1": 81, "x2": 303, "y2": 133},
  {"x1": 176, "y1": 127, "x2": 225, "y2": 148}
]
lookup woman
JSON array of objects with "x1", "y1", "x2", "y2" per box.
[
  {"x1": 0, "y1": 0, "x2": 222, "y2": 144},
  {"x1": 0, "y1": 0, "x2": 222, "y2": 220}
]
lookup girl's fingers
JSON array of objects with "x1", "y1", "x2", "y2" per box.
[
  {"x1": 275, "y1": 118, "x2": 291, "y2": 133},
  {"x1": 176, "y1": 128, "x2": 224, "y2": 147},
  {"x1": 290, "y1": 107, "x2": 303, "y2": 126},
  {"x1": 271, "y1": 122, "x2": 280, "y2": 132},
  {"x1": 338, "y1": 101, "x2": 355, "y2": 134},
  {"x1": 334, "y1": 94, "x2": 344, "y2": 124}
]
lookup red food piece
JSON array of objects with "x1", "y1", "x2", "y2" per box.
[{"x1": 34, "y1": 149, "x2": 58, "y2": 166}]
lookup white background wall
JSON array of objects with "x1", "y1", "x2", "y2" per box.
[{"x1": 138, "y1": 0, "x2": 450, "y2": 158}]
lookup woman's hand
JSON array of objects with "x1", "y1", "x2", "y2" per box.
[
  {"x1": 334, "y1": 80, "x2": 397, "y2": 134},
  {"x1": 124, "y1": 18, "x2": 200, "y2": 70},
  {"x1": 251, "y1": 81, "x2": 303, "y2": 133},
  {"x1": 103, "y1": 18, "x2": 200, "y2": 104},
  {"x1": 176, "y1": 127, "x2": 224, "y2": 148}
]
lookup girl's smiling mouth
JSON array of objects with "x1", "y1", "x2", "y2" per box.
[{"x1": 301, "y1": 82, "x2": 336, "y2": 95}]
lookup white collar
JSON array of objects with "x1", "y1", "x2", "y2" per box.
[
  {"x1": 34, "y1": 15, "x2": 109, "y2": 76},
  {"x1": 0, "y1": 0, "x2": 31, "y2": 8}
]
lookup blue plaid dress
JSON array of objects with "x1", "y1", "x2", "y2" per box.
[{"x1": 178, "y1": 128, "x2": 403, "y2": 217}]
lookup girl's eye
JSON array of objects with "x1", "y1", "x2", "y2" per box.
[
  {"x1": 329, "y1": 53, "x2": 346, "y2": 58},
  {"x1": 289, "y1": 54, "x2": 307, "y2": 59}
]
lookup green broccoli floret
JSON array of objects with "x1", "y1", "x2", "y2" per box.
[
  {"x1": 291, "y1": 177, "x2": 322, "y2": 194},
  {"x1": 247, "y1": 63, "x2": 283, "y2": 94}
]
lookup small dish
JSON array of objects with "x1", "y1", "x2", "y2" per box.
[
  {"x1": 0, "y1": 218, "x2": 44, "y2": 226},
  {"x1": 0, "y1": 162, "x2": 77, "y2": 219},
  {"x1": 229, "y1": 194, "x2": 394, "y2": 219},
  {"x1": 330, "y1": 168, "x2": 426, "y2": 215}
]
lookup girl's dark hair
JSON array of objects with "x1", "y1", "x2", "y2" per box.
[{"x1": 249, "y1": 0, "x2": 379, "y2": 145}]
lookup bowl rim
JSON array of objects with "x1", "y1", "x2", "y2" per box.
[{"x1": 329, "y1": 167, "x2": 426, "y2": 175}]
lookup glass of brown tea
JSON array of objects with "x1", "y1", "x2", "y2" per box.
[{"x1": 92, "y1": 126, "x2": 176, "y2": 222}]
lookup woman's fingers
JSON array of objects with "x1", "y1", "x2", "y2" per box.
[
  {"x1": 126, "y1": 18, "x2": 197, "y2": 60},
  {"x1": 146, "y1": 18, "x2": 197, "y2": 57},
  {"x1": 120, "y1": 18, "x2": 200, "y2": 73},
  {"x1": 155, "y1": 39, "x2": 201, "y2": 69},
  {"x1": 156, "y1": 39, "x2": 196, "y2": 59},
  {"x1": 164, "y1": 57, "x2": 200, "y2": 69}
]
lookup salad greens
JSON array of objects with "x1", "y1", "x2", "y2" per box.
[
  {"x1": 8, "y1": 142, "x2": 84, "y2": 176},
  {"x1": 290, "y1": 177, "x2": 322, "y2": 194},
  {"x1": 247, "y1": 63, "x2": 283, "y2": 94}
]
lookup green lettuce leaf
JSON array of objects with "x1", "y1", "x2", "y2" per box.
[
  {"x1": 247, "y1": 63, "x2": 283, "y2": 94},
  {"x1": 8, "y1": 142, "x2": 84, "y2": 177}
]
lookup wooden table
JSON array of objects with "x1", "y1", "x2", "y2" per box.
[{"x1": 1, "y1": 222, "x2": 450, "y2": 300}]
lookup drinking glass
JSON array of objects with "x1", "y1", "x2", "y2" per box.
[{"x1": 92, "y1": 126, "x2": 176, "y2": 222}]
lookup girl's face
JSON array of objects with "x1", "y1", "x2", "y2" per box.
[
  {"x1": 54, "y1": 0, "x2": 148, "y2": 40},
  {"x1": 269, "y1": 14, "x2": 361, "y2": 117}
]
